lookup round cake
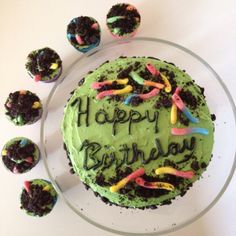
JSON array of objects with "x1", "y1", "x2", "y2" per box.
[{"x1": 61, "y1": 57, "x2": 214, "y2": 208}]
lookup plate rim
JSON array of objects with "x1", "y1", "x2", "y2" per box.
[{"x1": 40, "y1": 37, "x2": 236, "y2": 236}]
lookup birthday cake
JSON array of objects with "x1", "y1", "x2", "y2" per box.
[{"x1": 61, "y1": 57, "x2": 214, "y2": 208}]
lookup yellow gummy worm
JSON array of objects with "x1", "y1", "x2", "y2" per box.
[
  {"x1": 32, "y1": 101, "x2": 41, "y2": 109},
  {"x1": 113, "y1": 85, "x2": 133, "y2": 95},
  {"x1": 160, "y1": 73, "x2": 172, "y2": 93},
  {"x1": 43, "y1": 185, "x2": 51, "y2": 191},
  {"x1": 156, "y1": 182, "x2": 175, "y2": 191},
  {"x1": 155, "y1": 167, "x2": 176, "y2": 175},
  {"x1": 105, "y1": 78, "x2": 128, "y2": 85},
  {"x1": 170, "y1": 103, "x2": 177, "y2": 124},
  {"x1": 110, "y1": 178, "x2": 129, "y2": 193},
  {"x1": 115, "y1": 78, "x2": 129, "y2": 85},
  {"x1": 50, "y1": 63, "x2": 58, "y2": 70},
  {"x1": 1, "y1": 149, "x2": 7, "y2": 156}
]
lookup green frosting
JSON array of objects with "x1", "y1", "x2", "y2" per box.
[{"x1": 61, "y1": 57, "x2": 214, "y2": 208}]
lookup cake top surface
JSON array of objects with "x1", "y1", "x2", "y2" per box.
[{"x1": 61, "y1": 57, "x2": 214, "y2": 208}]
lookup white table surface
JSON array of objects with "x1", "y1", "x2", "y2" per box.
[{"x1": 0, "y1": 0, "x2": 236, "y2": 235}]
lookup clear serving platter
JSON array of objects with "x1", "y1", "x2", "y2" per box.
[{"x1": 40, "y1": 37, "x2": 236, "y2": 235}]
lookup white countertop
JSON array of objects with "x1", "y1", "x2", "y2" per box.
[{"x1": 0, "y1": 0, "x2": 236, "y2": 235}]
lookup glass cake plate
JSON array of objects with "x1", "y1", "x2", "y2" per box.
[{"x1": 40, "y1": 38, "x2": 236, "y2": 235}]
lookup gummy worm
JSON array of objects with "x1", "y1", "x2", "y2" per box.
[
  {"x1": 170, "y1": 104, "x2": 177, "y2": 124},
  {"x1": 146, "y1": 63, "x2": 171, "y2": 93},
  {"x1": 155, "y1": 166, "x2": 195, "y2": 179},
  {"x1": 130, "y1": 71, "x2": 164, "y2": 89},
  {"x1": 96, "y1": 85, "x2": 133, "y2": 100},
  {"x1": 172, "y1": 93, "x2": 199, "y2": 123},
  {"x1": 91, "y1": 22, "x2": 99, "y2": 30},
  {"x1": 50, "y1": 63, "x2": 58, "y2": 70},
  {"x1": 124, "y1": 88, "x2": 160, "y2": 105},
  {"x1": 91, "y1": 78, "x2": 128, "y2": 89},
  {"x1": 135, "y1": 177, "x2": 175, "y2": 191},
  {"x1": 110, "y1": 168, "x2": 145, "y2": 192},
  {"x1": 171, "y1": 127, "x2": 209, "y2": 136},
  {"x1": 75, "y1": 34, "x2": 84, "y2": 45},
  {"x1": 107, "y1": 16, "x2": 126, "y2": 24},
  {"x1": 34, "y1": 75, "x2": 41, "y2": 82},
  {"x1": 24, "y1": 181, "x2": 31, "y2": 193}
]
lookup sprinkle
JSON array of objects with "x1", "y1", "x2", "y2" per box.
[
  {"x1": 135, "y1": 177, "x2": 175, "y2": 191},
  {"x1": 172, "y1": 93, "x2": 199, "y2": 123},
  {"x1": 126, "y1": 5, "x2": 135, "y2": 11},
  {"x1": 32, "y1": 101, "x2": 41, "y2": 109},
  {"x1": 13, "y1": 166, "x2": 19, "y2": 174},
  {"x1": 50, "y1": 63, "x2": 58, "y2": 70},
  {"x1": 170, "y1": 103, "x2": 177, "y2": 124},
  {"x1": 91, "y1": 22, "x2": 99, "y2": 30},
  {"x1": 19, "y1": 90, "x2": 27, "y2": 95},
  {"x1": 34, "y1": 75, "x2": 41, "y2": 82},
  {"x1": 96, "y1": 85, "x2": 133, "y2": 100},
  {"x1": 107, "y1": 16, "x2": 125, "y2": 24},
  {"x1": 75, "y1": 34, "x2": 84, "y2": 45},
  {"x1": 155, "y1": 166, "x2": 195, "y2": 179},
  {"x1": 25, "y1": 157, "x2": 33, "y2": 164},
  {"x1": 91, "y1": 78, "x2": 128, "y2": 89},
  {"x1": 24, "y1": 181, "x2": 31, "y2": 193},
  {"x1": 146, "y1": 63, "x2": 160, "y2": 76},
  {"x1": 171, "y1": 127, "x2": 209, "y2": 136},
  {"x1": 20, "y1": 139, "x2": 28, "y2": 147},
  {"x1": 43, "y1": 185, "x2": 51, "y2": 191},
  {"x1": 130, "y1": 71, "x2": 164, "y2": 89},
  {"x1": 1, "y1": 149, "x2": 7, "y2": 156},
  {"x1": 110, "y1": 168, "x2": 145, "y2": 192}
]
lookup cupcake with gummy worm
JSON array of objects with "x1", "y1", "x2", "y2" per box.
[
  {"x1": 4, "y1": 90, "x2": 42, "y2": 126},
  {"x1": 26, "y1": 47, "x2": 62, "y2": 83},
  {"x1": 1, "y1": 137, "x2": 40, "y2": 174},
  {"x1": 106, "y1": 3, "x2": 141, "y2": 38},
  {"x1": 67, "y1": 16, "x2": 101, "y2": 53},
  {"x1": 20, "y1": 179, "x2": 58, "y2": 217}
]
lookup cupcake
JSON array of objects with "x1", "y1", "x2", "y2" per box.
[
  {"x1": 4, "y1": 90, "x2": 42, "y2": 126},
  {"x1": 106, "y1": 3, "x2": 141, "y2": 38},
  {"x1": 67, "y1": 16, "x2": 101, "y2": 53},
  {"x1": 1, "y1": 137, "x2": 40, "y2": 174},
  {"x1": 20, "y1": 179, "x2": 58, "y2": 217},
  {"x1": 26, "y1": 47, "x2": 62, "y2": 83}
]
